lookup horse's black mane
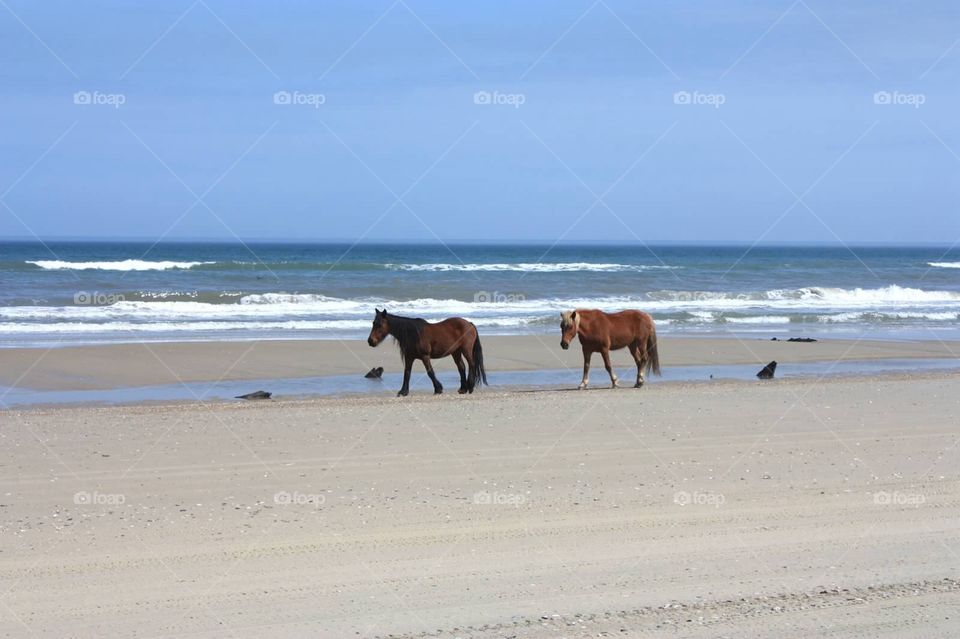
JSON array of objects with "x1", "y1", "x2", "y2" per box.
[{"x1": 385, "y1": 312, "x2": 427, "y2": 357}]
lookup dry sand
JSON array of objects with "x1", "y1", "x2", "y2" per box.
[
  {"x1": 2, "y1": 335, "x2": 958, "y2": 390},
  {"x1": 2, "y1": 373, "x2": 960, "y2": 637}
]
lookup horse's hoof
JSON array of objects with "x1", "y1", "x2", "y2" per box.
[
  {"x1": 397, "y1": 390, "x2": 408, "y2": 397},
  {"x1": 577, "y1": 384, "x2": 587, "y2": 390},
  {"x1": 634, "y1": 382, "x2": 644, "y2": 388},
  {"x1": 434, "y1": 388, "x2": 443, "y2": 395},
  {"x1": 458, "y1": 388, "x2": 468, "y2": 394}
]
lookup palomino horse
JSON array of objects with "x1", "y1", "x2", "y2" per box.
[
  {"x1": 559, "y1": 309, "x2": 660, "y2": 389},
  {"x1": 367, "y1": 309, "x2": 488, "y2": 396}
]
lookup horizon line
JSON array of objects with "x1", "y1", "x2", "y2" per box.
[{"x1": 2, "y1": 237, "x2": 957, "y2": 248}]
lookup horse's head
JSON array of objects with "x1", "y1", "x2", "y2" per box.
[
  {"x1": 367, "y1": 308, "x2": 390, "y2": 347},
  {"x1": 559, "y1": 310, "x2": 580, "y2": 350}
]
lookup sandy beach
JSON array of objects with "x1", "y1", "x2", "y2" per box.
[{"x1": 3, "y1": 368, "x2": 960, "y2": 637}]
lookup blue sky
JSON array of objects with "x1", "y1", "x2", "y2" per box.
[{"x1": 1, "y1": 1, "x2": 958, "y2": 243}]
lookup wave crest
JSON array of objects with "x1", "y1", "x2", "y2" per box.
[
  {"x1": 651, "y1": 285, "x2": 960, "y2": 305},
  {"x1": 27, "y1": 260, "x2": 215, "y2": 271},
  {"x1": 385, "y1": 262, "x2": 677, "y2": 272},
  {"x1": 3, "y1": 285, "x2": 958, "y2": 341}
]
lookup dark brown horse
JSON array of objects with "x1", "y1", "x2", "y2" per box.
[
  {"x1": 367, "y1": 309, "x2": 488, "y2": 396},
  {"x1": 559, "y1": 309, "x2": 660, "y2": 389}
]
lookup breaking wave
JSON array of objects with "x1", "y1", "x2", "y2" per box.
[
  {"x1": 2, "y1": 285, "x2": 957, "y2": 341},
  {"x1": 27, "y1": 260, "x2": 215, "y2": 271},
  {"x1": 384, "y1": 262, "x2": 678, "y2": 272}
]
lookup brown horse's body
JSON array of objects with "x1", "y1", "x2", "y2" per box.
[
  {"x1": 367, "y1": 309, "x2": 487, "y2": 396},
  {"x1": 560, "y1": 309, "x2": 660, "y2": 389}
]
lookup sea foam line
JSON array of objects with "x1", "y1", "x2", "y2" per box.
[
  {"x1": 26, "y1": 260, "x2": 215, "y2": 271},
  {"x1": 3, "y1": 286, "x2": 960, "y2": 326},
  {"x1": 2, "y1": 311, "x2": 957, "y2": 336},
  {"x1": 384, "y1": 262, "x2": 678, "y2": 272}
]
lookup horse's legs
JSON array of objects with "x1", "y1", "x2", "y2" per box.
[
  {"x1": 579, "y1": 347, "x2": 592, "y2": 390},
  {"x1": 600, "y1": 347, "x2": 619, "y2": 388},
  {"x1": 398, "y1": 357, "x2": 414, "y2": 397},
  {"x1": 452, "y1": 352, "x2": 468, "y2": 393},
  {"x1": 421, "y1": 356, "x2": 443, "y2": 394},
  {"x1": 464, "y1": 345, "x2": 477, "y2": 393},
  {"x1": 628, "y1": 341, "x2": 644, "y2": 388}
]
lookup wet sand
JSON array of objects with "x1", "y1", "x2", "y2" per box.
[{"x1": 2, "y1": 334, "x2": 958, "y2": 391}]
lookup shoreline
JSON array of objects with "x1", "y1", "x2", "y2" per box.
[
  {"x1": 5, "y1": 367, "x2": 960, "y2": 414},
  {"x1": 2, "y1": 334, "x2": 958, "y2": 393},
  {"x1": 5, "y1": 361, "x2": 960, "y2": 412}
]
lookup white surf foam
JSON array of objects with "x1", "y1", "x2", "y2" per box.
[
  {"x1": 817, "y1": 311, "x2": 960, "y2": 323},
  {"x1": 652, "y1": 285, "x2": 960, "y2": 308},
  {"x1": 26, "y1": 260, "x2": 215, "y2": 271},
  {"x1": 3, "y1": 285, "x2": 958, "y2": 340},
  {"x1": 929, "y1": 262, "x2": 960, "y2": 269},
  {"x1": 0, "y1": 320, "x2": 372, "y2": 334},
  {"x1": 4, "y1": 285, "x2": 959, "y2": 323},
  {"x1": 385, "y1": 262, "x2": 678, "y2": 272},
  {"x1": 0, "y1": 315, "x2": 544, "y2": 335},
  {"x1": 789, "y1": 285, "x2": 960, "y2": 304},
  {"x1": 725, "y1": 315, "x2": 792, "y2": 324}
]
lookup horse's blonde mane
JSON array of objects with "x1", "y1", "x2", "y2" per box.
[{"x1": 560, "y1": 310, "x2": 581, "y2": 331}]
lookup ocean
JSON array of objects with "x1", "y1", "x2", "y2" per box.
[{"x1": 2, "y1": 241, "x2": 959, "y2": 347}]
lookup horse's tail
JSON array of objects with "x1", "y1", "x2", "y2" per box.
[
  {"x1": 646, "y1": 329, "x2": 662, "y2": 377},
  {"x1": 471, "y1": 333, "x2": 488, "y2": 387}
]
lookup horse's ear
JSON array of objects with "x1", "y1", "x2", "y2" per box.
[{"x1": 570, "y1": 310, "x2": 577, "y2": 320}]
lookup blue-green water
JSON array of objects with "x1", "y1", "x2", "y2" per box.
[{"x1": 2, "y1": 241, "x2": 959, "y2": 346}]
